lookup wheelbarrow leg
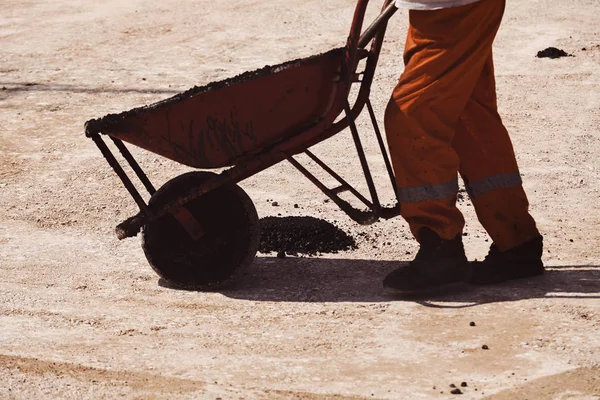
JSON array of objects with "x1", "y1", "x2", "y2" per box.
[
  {"x1": 90, "y1": 134, "x2": 151, "y2": 215},
  {"x1": 366, "y1": 99, "x2": 399, "y2": 203},
  {"x1": 343, "y1": 99, "x2": 382, "y2": 215},
  {"x1": 109, "y1": 137, "x2": 156, "y2": 195},
  {"x1": 90, "y1": 133, "x2": 204, "y2": 241},
  {"x1": 285, "y1": 97, "x2": 400, "y2": 225}
]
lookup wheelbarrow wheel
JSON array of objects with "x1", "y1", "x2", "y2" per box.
[{"x1": 142, "y1": 171, "x2": 260, "y2": 290}]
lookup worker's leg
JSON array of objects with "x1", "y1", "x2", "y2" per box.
[
  {"x1": 384, "y1": 0, "x2": 506, "y2": 243},
  {"x1": 383, "y1": 0, "x2": 507, "y2": 292},
  {"x1": 453, "y1": 54, "x2": 544, "y2": 284},
  {"x1": 453, "y1": 54, "x2": 540, "y2": 252}
]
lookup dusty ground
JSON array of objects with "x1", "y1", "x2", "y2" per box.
[{"x1": 1, "y1": 0, "x2": 599, "y2": 399}]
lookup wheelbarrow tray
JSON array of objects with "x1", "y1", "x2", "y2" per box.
[{"x1": 85, "y1": 48, "x2": 346, "y2": 169}]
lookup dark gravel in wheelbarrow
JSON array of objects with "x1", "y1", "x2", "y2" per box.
[{"x1": 258, "y1": 216, "x2": 357, "y2": 256}]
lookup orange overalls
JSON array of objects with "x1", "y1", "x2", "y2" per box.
[{"x1": 385, "y1": 0, "x2": 540, "y2": 251}]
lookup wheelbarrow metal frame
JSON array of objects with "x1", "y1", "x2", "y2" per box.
[{"x1": 86, "y1": 0, "x2": 400, "y2": 240}]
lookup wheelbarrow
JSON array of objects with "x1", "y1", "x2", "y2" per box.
[{"x1": 85, "y1": 0, "x2": 400, "y2": 289}]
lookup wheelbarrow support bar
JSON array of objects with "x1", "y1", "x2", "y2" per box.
[
  {"x1": 286, "y1": 99, "x2": 400, "y2": 225},
  {"x1": 110, "y1": 137, "x2": 156, "y2": 195},
  {"x1": 89, "y1": 133, "x2": 152, "y2": 216},
  {"x1": 89, "y1": 133, "x2": 210, "y2": 240},
  {"x1": 366, "y1": 100, "x2": 398, "y2": 196}
]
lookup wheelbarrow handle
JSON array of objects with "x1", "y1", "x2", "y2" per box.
[
  {"x1": 358, "y1": 1, "x2": 398, "y2": 49},
  {"x1": 346, "y1": 0, "x2": 397, "y2": 63}
]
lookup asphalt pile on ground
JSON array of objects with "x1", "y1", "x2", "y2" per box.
[
  {"x1": 258, "y1": 216, "x2": 356, "y2": 256},
  {"x1": 536, "y1": 47, "x2": 572, "y2": 59}
]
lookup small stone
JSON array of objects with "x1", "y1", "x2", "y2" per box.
[
  {"x1": 277, "y1": 251, "x2": 286, "y2": 259},
  {"x1": 461, "y1": 382, "x2": 468, "y2": 387},
  {"x1": 271, "y1": 201, "x2": 279, "y2": 207},
  {"x1": 462, "y1": 232, "x2": 468, "y2": 236},
  {"x1": 482, "y1": 344, "x2": 489, "y2": 350},
  {"x1": 450, "y1": 384, "x2": 456, "y2": 388},
  {"x1": 470, "y1": 321, "x2": 476, "y2": 327},
  {"x1": 450, "y1": 388, "x2": 463, "y2": 395},
  {"x1": 536, "y1": 47, "x2": 572, "y2": 59},
  {"x1": 569, "y1": 239, "x2": 574, "y2": 242},
  {"x1": 294, "y1": 204, "x2": 299, "y2": 208}
]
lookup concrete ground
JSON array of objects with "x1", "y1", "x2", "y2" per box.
[{"x1": 1, "y1": 0, "x2": 599, "y2": 398}]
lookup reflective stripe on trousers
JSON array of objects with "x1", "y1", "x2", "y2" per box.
[
  {"x1": 465, "y1": 172, "x2": 522, "y2": 198},
  {"x1": 397, "y1": 171, "x2": 522, "y2": 204},
  {"x1": 397, "y1": 178, "x2": 458, "y2": 203}
]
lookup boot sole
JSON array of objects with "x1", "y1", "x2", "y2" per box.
[
  {"x1": 383, "y1": 279, "x2": 470, "y2": 297},
  {"x1": 468, "y1": 265, "x2": 545, "y2": 285}
]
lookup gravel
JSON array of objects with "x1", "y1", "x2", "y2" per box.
[
  {"x1": 258, "y1": 216, "x2": 357, "y2": 255},
  {"x1": 536, "y1": 47, "x2": 572, "y2": 59}
]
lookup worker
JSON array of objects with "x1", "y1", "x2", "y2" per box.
[{"x1": 383, "y1": 0, "x2": 544, "y2": 293}]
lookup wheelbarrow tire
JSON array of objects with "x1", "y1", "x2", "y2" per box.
[{"x1": 142, "y1": 171, "x2": 259, "y2": 290}]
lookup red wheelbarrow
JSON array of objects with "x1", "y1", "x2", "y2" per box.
[{"x1": 85, "y1": 0, "x2": 400, "y2": 289}]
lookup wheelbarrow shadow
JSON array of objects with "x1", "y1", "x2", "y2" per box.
[{"x1": 212, "y1": 257, "x2": 600, "y2": 307}]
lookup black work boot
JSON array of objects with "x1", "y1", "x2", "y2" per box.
[
  {"x1": 383, "y1": 228, "x2": 470, "y2": 294},
  {"x1": 469, "y1": 236, "x2": 544, "y2": 285}
]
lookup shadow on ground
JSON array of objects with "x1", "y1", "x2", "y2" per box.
[{"x1": 163, "y1": 257, "x2": 599, "y2": 306}]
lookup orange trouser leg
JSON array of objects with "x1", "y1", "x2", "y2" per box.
[
  {"x1": 385, "y1": 0, "x2": 506, "y2": 243},
  {"x1": 453, "y1": 54, "x2": 539, "y2": 251}
]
